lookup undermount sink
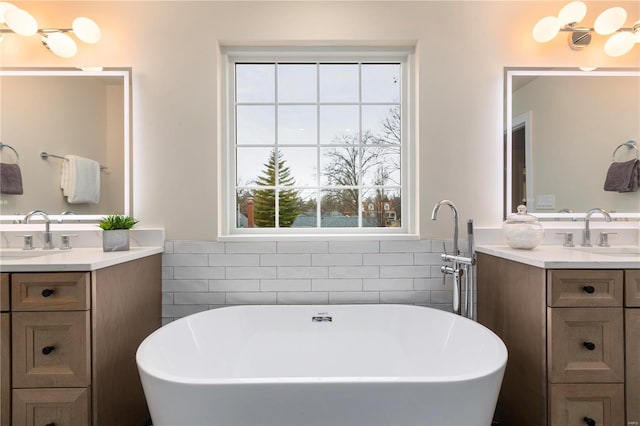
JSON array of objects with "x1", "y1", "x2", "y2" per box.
[
  {"x1": 569, "y1": 246, "x2": 640, "y2": 257},
  {"x1": 0, "y1": 250, "x2": 56, "y2": 260}
]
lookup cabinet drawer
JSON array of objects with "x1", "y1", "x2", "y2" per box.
[
  {"x1": 627, "y1": 309, "x2": 640, "y2": 426},
  {"x1": 12, "y1": 387, "x2": 90, "y2": 426},
  {"x1": 547, "y1": 270, "x2": 623, "y2": 307},
  {"x1": 0, "y1": 274, "x2": 8, "y2": 312},
  {"x1": 626, "y1": 270, "x2": 640, "y2": 307},
  {"x1": 549, "y1": 383, "x2": 624, "y2": 426},
  {"x1": 11, "y1": 273, "x2": 89, "y2": 311},
  {"x1": 548, "y1": 307, "x2": 624, "y2": 383},
  {"x1": 1, "y1": 313, "x2": 10, "y2": 426},
  {"x1": 12, "y1": 311, "x2": 90, "y2": 388}
]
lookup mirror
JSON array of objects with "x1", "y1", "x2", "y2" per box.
[
  {"x1": 0, "y1": 68, "x2": 131, "y2": 222},
  {"x1": 505, "y1": 68, "x2": 640, "y2": 220}
]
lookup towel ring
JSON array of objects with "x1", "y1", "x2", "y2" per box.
[
  {"x1": 611, "y1": 140, "x2": 639, "y2": 162},
  {"x1": 0, "y1": 142, "x2": 19, "y2": 162}
]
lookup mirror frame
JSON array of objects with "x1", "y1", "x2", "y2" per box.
[
  {"x1": 504, "y1": 67, "x2": 640, "y2": 221},
  {"x1": 0, "y1": 68, "x2": 132, "y2": 223}
]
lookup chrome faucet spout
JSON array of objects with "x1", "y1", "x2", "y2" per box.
[
  {"x1": 431, "y1": 199, "x2": 459, "y2": 255},
  {"x1": 582, "y1": 207, "x2": 612, "y2": 247},
  {"x1": 24, "y1": 210, "x2": 54, "y2": 250}
]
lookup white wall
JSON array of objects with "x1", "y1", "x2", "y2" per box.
[{"x1": 4, "y1": 1, "x2": 639, "y2": 240}]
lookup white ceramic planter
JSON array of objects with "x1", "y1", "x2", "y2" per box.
[{"x1": 103, "y1": 229, "x2": 130, "y2": 252}]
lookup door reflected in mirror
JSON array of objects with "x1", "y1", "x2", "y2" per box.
[
  {"x1": 505, "y1": 68, "x2": 640, "y2": 220},
  {"x1": 0, "y1": 69, "x2": 131, "y2": 222}
]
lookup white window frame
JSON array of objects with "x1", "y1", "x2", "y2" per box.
[{"x1": 219, "y1": 46, "x2": 417, "y2": 240}]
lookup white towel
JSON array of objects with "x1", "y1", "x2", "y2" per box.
[
  {"x1": 60, "y1": 155, "x2": 101, "y2": 204},
  {"x1": 60, "y1": 159, "x2": 69, "y2": 196}
]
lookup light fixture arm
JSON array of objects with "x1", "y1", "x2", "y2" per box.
[
  {"x1": 559, "y1": 24, "x2": 640, "y2": 33},
  {"x1": 0, "y1": 27, "x2": 73, "y2": 34},
  {"x1": 39, "y1": 28, "x2": 74, "y2": 34}
]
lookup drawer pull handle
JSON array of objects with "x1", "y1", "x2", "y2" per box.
[
  {"x1": 583, "y1": 417, "x2": 596, "y2": 426},
  {"x1": 583, "y1": 341, "x2": 596, "y2": 351},
  {"x1": 42, "y1": 346, "x2": 55, "y2": 355},
  {"x1": 45, "y1": 423, "x2": 56, "y2": 426},
  {"x1": 41, "y1": 288, "x2": 55, "y2": 297},
  {"x1": 583, "y1": 285, "x2": 595, "y2": 294}
]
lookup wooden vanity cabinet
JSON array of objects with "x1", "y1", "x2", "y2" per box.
[
  {"x1": 626, "y1": 270, "x2": 640, "y2": 426},
  {"x1": 5, "y1": 254, "x2": 161, "y2": 426},
  {"x1": 1, "y1": 273, "x2": 10, "y2": 426},
  {"x1": 477, "y1": 253, "x2": 633, "y2": 426}
]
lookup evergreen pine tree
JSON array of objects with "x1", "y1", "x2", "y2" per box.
[{"x1": 253, "y1": 149, "x2": 301, "y2": 227}]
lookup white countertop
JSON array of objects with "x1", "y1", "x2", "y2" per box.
[
  {"x1": 475, "y1": 245, "x2": 640, "y2": 269},
  {"x1": 0, "y1": 246, "x2": 164, "y2": 272}
]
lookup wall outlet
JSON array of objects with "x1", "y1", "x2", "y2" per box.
[{"x1": 536, "y1": 194, "x2": 555, "y2": 209}]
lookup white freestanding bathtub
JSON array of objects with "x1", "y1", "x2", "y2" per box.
[{"x1": 137, "y1": 304, "x2": 507, "y2": 426}]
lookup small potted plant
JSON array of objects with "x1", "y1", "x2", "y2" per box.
[{"x1": 99, "y1": 214, "x2": 138, "y2": 252}]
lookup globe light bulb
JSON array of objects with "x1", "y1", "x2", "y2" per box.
[
  {"x1": 604, "y1": 31, "x2": 636, "y2": 57},
  {"x1": 43, "y1": 32, "x2": 78, "y2": 58},
  {"x1": 594, "y1": 7, "x2": 627, "y2": 35},
  {"x1": 0, "y1": 2, "x2": 18, "y2": 24},
  {"x1": 533, "y1": 16, "x2": 561, "y2": 43},
  {"x1": 5, "y1": 6, "x2": 37, "y2": 36},
  {"x1": 72, "y1": 17, "x2": 101, "y2": 44},
  {"x1": 558, "y1": 1, "x2": 587, "y2": 26}
]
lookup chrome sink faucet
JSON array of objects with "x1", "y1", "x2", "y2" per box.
[
  {"x1": 582, "y1": 207, "x2": 612, "y2": 247},
  {"x1": 24, "y1": 210, "x2": 54, "y2": 250}
]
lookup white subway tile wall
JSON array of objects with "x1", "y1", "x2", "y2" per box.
[{"x1": 162, "y1": 239, "x2": 461, "y2": 324}]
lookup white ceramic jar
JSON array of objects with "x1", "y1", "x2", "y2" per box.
[{"x1": 502, "y1": 205, "x2": 544, "y2": 249}]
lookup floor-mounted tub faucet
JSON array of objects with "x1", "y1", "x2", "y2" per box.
[
  {"x1": 431, "y1": 199, "x2": 459, "y2": 256},
  {"x1": 582, "y1": 207, "x2": 612, "y2": 247},
  {"x1": 431, "y1": 200, "x2": 475, "y2": 316},
  {"x1": 24, "y1": 210, "x2": 54, "y2": 250}
]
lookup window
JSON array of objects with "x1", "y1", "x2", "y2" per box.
[{"x1": 221, "y1": 48, "x2": 415, "y2": 237}]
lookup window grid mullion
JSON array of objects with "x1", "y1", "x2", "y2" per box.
[
  {"x1": 357, "y1": 62, "x2": 363, "y2": 228},
  {"x1": 316, "y1": 62, "x2": 321, "y2": 228},
  {"x1": 274, "y1": 63, "x2": 280, "y2": 228}
]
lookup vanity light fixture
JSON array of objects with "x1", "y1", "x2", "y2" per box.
[
  {"x1": 0, "y1": 2, "x2": 100, "y2": 58},
  {"x1": 533, "y1": 1, "x2": 640, "y2": 57}
]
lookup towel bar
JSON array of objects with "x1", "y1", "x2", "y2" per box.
[
  {"x1": 40, "y1": 151, "x2": 107, "y2": 170},
  {"x1": 611, "y1": 140, "x2": 639, "y2": 162}
]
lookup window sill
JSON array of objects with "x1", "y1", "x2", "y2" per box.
[{"x1": 217, "y1": 233, "x2": 420, "y2": 242}]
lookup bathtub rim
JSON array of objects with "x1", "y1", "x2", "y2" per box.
[{"x1": 137, "y1": 304, "x2": 508, "y2": 386}]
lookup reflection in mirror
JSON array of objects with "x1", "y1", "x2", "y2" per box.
[
  {"x1": 505, "y1": 68, "x2": 640, "y2": 220},
  {"x1": 0, "y1": 69, "x2": 130, "y2": 222}
]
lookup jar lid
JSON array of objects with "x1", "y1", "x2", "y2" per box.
[{"x1": 505, "y1": 205, "x2": 540, "y2": 224}]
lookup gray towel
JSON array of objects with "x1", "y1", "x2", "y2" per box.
[
  {"x1": 0, "y1": 162, "x2": 23, "y2": 195},
  {"x1": 604, "y1": 159, "x2": 639, "y2": 192}
]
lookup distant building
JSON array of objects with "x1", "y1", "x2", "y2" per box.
[{"x1": 362, "y1": 200, "x2": 399, "y2": 227}]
